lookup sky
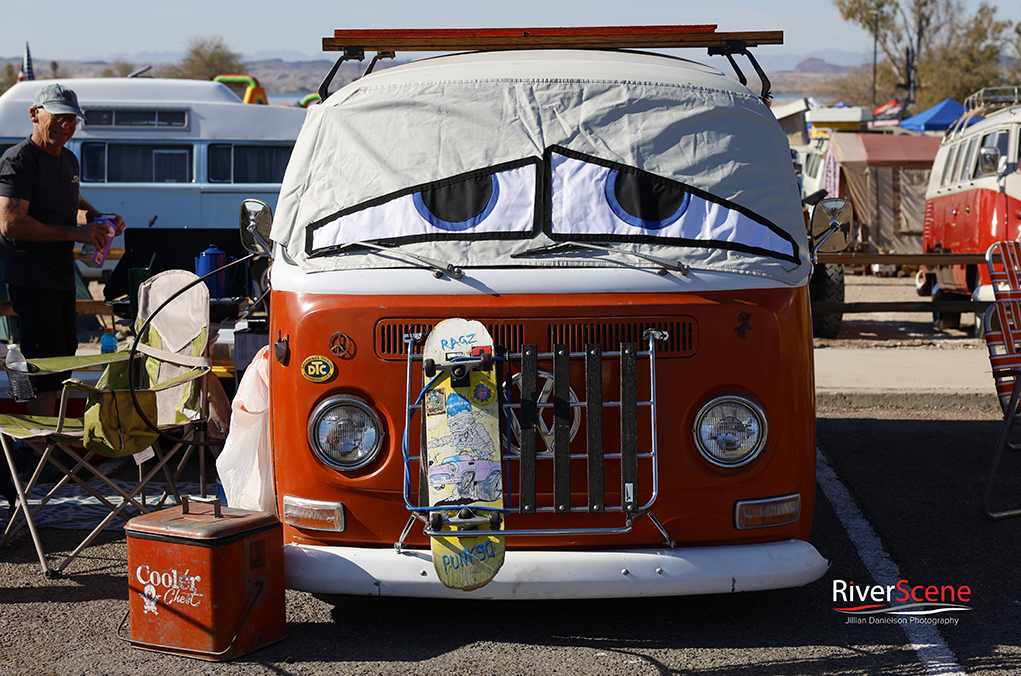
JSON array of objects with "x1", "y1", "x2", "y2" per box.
[{"x1": 3, "y1": 0, "x2": 1016, "y2": 65}]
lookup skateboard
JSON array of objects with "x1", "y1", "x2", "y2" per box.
[{"x1": 422, "y1": 318, "x2": 505, "y2": 591}]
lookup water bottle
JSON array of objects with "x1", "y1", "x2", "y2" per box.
[
  {"x1": 6, "y1": 345, "x2": 35, "y2": 403},
  {"x1": 100, "y1": 328, "x2": 118, "y2": 354}
]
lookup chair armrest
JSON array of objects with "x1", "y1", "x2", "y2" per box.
[{"x1": 3, "y1": 351, "x2": 130, "y2": 377}]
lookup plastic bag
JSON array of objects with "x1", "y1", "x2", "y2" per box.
[{"x1": 215, "y1": 345, "x2": 276, "y2": 514}]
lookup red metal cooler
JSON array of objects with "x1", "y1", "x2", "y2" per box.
[{"x1": 123, "y1": 496, "x2": 285, "y2": 660}]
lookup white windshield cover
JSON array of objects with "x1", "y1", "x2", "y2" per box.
[{"x1": 274, "y1": 55, "x2": 809, "y2": 286}]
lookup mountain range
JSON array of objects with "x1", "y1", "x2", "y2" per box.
[{"x1": 0, "y1": 49, "x2": 862, "y2": 99}]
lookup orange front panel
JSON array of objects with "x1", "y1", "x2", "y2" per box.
[{"x1": 270, "y1": 286, "x2": 816, "y2": 551}]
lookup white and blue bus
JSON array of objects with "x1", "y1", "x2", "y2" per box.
[{"x1": 0, "y1": 77, "x2": 307, "y2": 296}]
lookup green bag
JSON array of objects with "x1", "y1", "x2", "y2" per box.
[{"x1": 82, "y1": 356, "x2": 160, "y2": 458}]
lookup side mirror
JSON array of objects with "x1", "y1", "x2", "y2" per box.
[
  {"x1": 810, "y1": 198, "x2": 853, "y2": 255},
  {"x1": 240, "y1": 199, "x2": 273, "y2": 255},
  {"x1": 979, "y1": 146, "x2": 1001, "y2": 176}
]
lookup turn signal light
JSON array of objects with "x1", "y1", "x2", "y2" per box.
[
  {"x1": 282, "y1": 495, "x2": 346, "y2": 532},
  {"x1": 734, "y1": 493, "x2": 800, "y2": 529}
]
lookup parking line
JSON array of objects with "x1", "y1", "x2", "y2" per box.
[{"x1": 816, "y1": 449, "x2": 966, "y2": 676}]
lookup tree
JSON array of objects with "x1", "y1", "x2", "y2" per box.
[
  {"x1": 165, "y1": 37, "x2": 246, "y2": 81},
  {"x1": 100, "y1": 60, "x2": 137, "y2": 78},
  {"x1": 0, "y1": 64, "x2": 16, "y2": 96},
  {"x1": 833, "y1": 0, "x2": 958, "y2": 101},
  {"x1": 832, "y1": 0, "x2": 1014, "y2": 111},
  {"x1": 919, "y1": 3, "x2": 1013, "y2": 107}
]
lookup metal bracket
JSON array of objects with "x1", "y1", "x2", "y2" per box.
[
  {"x1": 318, "y1": 47, "x2": 366, "y2": 102},
  {"x1": 394, "y1": 514, "x2": 420, "y2": 553},
  {"x1": 645, "y1": 511, "x2": 675, "y2": 549},
  {"x1": 708, "y1": 40, "x2": 773, "y2": 104},
  {"x1": 365, "y1": 50, "x2": 395, "y2": 75}
]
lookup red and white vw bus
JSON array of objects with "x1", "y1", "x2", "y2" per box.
[
  {"x1": 243, "y1": 26, "x2": 840, "y2": 599},
  {"x1": 923, "y1": 87, "x2": 1021, "y2": 328}
]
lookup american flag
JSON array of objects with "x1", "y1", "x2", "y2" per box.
[{"x1": 17, "y1": 42, "x2": 34, "y2": 82}]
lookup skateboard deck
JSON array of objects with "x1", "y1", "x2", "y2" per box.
[{"x1": 423, "y1": 318, "x2": 505, "y2": 591}]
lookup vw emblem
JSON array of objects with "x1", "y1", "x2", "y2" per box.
[{"x1": 503, "y1": 370, "x2": 581, "y2": 454}]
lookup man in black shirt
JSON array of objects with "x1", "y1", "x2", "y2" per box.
[{"x1": 0, "y1": 83, "x2": 125, "y2": 415}]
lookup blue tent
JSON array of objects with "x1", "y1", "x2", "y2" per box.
[{"x1": 899, "y1": 98, "x2": 965, "y2": 131}]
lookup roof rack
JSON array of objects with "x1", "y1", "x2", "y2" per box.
[
  {"x1": 317, "y1": 25, "x2": 783, "y2": 104},
  {"x1": 944, "y1": 86, "x2": 1021, "y2": 141},
  {"x1": 964, "y1": 86, "x2": 1021, "y2": 113}
]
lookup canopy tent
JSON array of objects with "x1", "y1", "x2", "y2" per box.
[
  {"x1": 821, "y1": 132, "x2": 941, "y2": 253},
  {"x1": 899, "y1": 98, "x2": 965, "y2": 132}
]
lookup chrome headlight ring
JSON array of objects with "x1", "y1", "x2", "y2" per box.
[
  {"x1": 307, "y1": 395, "x2": 384, "y2": 471},
  {"x1": 692, "y1": 395, "x2": 768, "y2": 468}
]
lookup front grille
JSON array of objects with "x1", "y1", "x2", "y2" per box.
[
  {"x1": 376, "y1": 317, "x2": 697, "y2": 359},
  {"x1": 546, "y1": 319, "x2": 696, "y2": 355}
]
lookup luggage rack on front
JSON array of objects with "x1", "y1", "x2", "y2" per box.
[{"x1": 397, "y1": 328, "x2": 673, "y2": 548}]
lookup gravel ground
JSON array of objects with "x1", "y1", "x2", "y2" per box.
[{"x1": 815, "y1": 272, "x2": 984, "y2": 349}]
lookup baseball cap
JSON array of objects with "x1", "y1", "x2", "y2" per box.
[{"x1": 32, "y1": 83, "x2": 85, "y2": 119}]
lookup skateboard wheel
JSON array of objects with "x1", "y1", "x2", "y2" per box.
[
  {"x1": 429, "y1": 512, "x2": 443, "y2": 531},
  {"x1": 424, "y1": 359, "x2": 436, "y2": 378},
  {"x1": 489, "y1": 511, "x2": 502, "y2": 529},
  {"x1": 479, "y1": 353, "x2": 492, "y2": 371}
]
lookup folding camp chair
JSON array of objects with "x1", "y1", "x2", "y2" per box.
[
  {"x1": 986, "y1": 240, "x2": 1021, "y2": 301},
  {"x1": 0, "y1": 269, "x2": 214, "y2": 577},
  {"x1": 982, "y1": 297, "x2": 1021, "y2": 519}
]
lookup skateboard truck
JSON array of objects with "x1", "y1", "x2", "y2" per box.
[
  {"x1": 428, "y1": 507, "x2": 503, "y2": 533},
  {"x1": 423, "y1": 352, "x2": 493, "y2": 386}
]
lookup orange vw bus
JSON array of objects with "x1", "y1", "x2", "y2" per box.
[{"x1": 242, "y1": 26, "x2": 845, "y2": 599}]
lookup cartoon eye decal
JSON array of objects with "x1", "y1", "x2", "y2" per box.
[
  {"x1": 604, "y1": 169, "x2": 690, "y2": 230},
  {"x1": 549, "y1": 149, "x2": 797, "y2": 261},
  {"x1": 308, "y1": 160, "x2": 538, "y2": 255},
  {"x1": 413, "y1": 174, "x2": 499, "y2": 231}
]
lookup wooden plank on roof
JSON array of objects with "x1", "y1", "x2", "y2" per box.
[{"x1": 323, "y1": 26, "x2": 783, "y2": 53}]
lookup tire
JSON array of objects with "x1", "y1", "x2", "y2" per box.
[
  {"x1": 932, "y1": 289, "x2": 962, "y2": 331},
  {"x1": 811, "y1": 263, "x2": 844, "y2": 339}
]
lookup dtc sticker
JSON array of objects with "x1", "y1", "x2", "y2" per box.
[{"x1": 301, "y1": 355, "x2": 336, "y2": 382}]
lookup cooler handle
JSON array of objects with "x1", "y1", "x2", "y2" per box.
[
  {"x1": 182, "y1": 495, "x2": 222, "y2": 518},
  {"x1": 117, "y1": 579, "x2": 264, "y2": 659}
]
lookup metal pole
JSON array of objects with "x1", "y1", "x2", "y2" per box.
[{"x1": 872, "y1": 10, "x2": 879, "y2": 113}]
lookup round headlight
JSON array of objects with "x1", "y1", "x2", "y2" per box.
[
  {"x1": 308, "y1": 396, "x2": 383, "y2": 471},
  {"x1": 692, "y1": 395, "x2": 768, "y2": 468}
]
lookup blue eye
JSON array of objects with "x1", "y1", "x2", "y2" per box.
[
  {"x1": 413, "y1": 174, "x2": 500, "y2": 231},
  {"x1": 603, "y1": 169, "x2": 689, "y2": 230}
]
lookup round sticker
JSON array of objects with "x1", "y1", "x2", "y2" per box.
[{"x1": 301, "y1": 355, "x2": 335, "y2": 383}]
